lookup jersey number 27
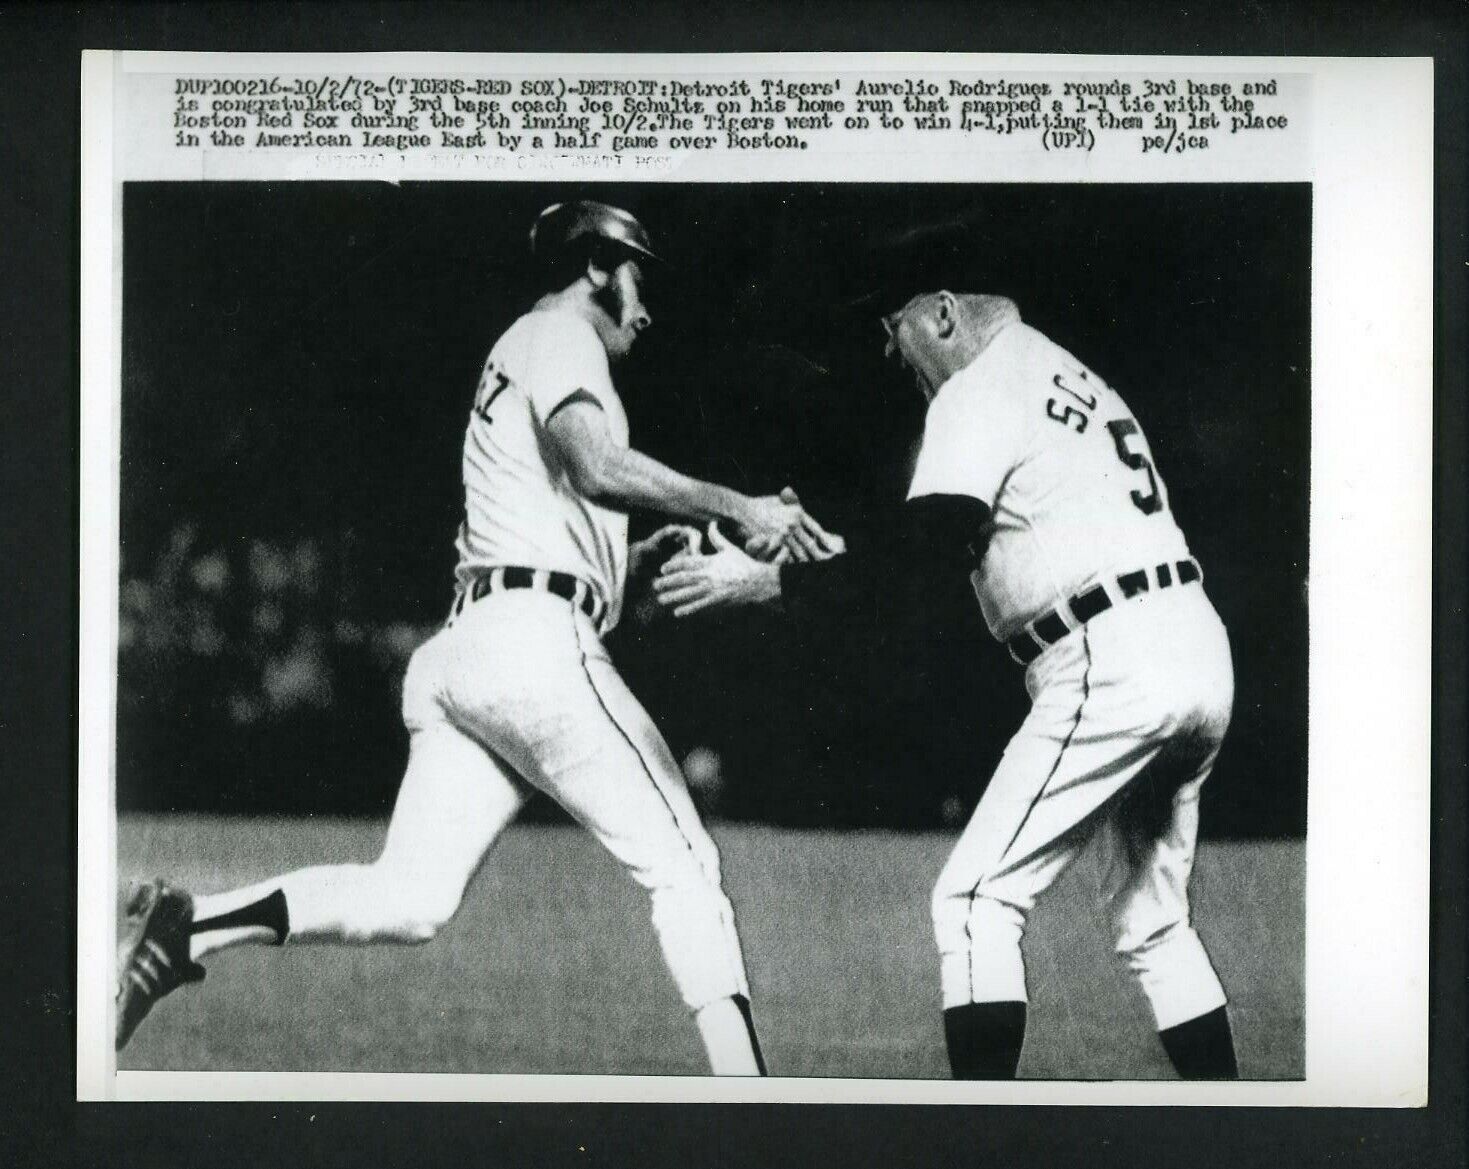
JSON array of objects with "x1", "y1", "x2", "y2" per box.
[{"x1": 473, "y1": 363, "x2": 513, "y2": 424}]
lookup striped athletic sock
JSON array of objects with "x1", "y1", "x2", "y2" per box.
[{"x1": 189, "y1": 888, "x2": 290, "y2": 945}]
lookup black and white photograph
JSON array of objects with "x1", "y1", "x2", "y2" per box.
[
  {"x1": 110, "y1": 179, "x2": 1309, "y2": 1082},
  {"x1": 73, "y1": 50, "x2": 1439, "y2": 1112}
]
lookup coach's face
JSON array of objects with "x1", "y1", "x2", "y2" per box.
[
  {"x1": 882, "y1": 291, "x2": 954, "y2": 402},
  {"x1": 592, "y1": 258, "x2": 652, "y2": 364}
]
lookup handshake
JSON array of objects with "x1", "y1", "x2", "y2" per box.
[
  {"x1": 732, "y1": 486, "x2": 846, "y2": 566},
  {"x1": 631, "y1": 488, "x2": 845, "y2": 618}
]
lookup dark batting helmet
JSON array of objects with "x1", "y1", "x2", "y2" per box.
[{"x1": 529, "y1": 200, "x2": 661, "y2": 271}]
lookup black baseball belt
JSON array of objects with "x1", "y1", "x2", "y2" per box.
[
  {"x1": 450, "y1": 566, "x2": 604, "y2": 625},
  {"x1": 1006, "y1": 557, "x2": 1202, "y2": 666}
]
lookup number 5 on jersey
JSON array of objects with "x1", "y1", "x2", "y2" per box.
[
  {"x1": 1044, "y1": 366, "x2": 1167, "y2": 517},
  {"x1": 1106, "y1": 418, "x2": 1165, "y2": 515}
]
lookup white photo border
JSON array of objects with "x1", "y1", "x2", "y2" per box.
[{"x1": 78, "y1": 51, "x2": 1433, "y2": 1106}]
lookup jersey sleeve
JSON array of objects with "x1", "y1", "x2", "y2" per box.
[
  {"x1": 906, "y1": 388, "x2": 1025, "y2": 509},
  {"x1": 522, "y1": 313, "x2": 618, "y2": 425}
]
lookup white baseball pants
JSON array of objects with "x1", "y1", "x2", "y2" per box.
[
  {"x1": 283, "y1": 588, "x2": 750, "y2": 1012},
  {"x1": 931, "y1": 585, "x2": 1234, "y2": 1030}
]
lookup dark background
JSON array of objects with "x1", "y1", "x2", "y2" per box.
[{"x1": 118, "y1": 181, "x2": 1309, "y2": 836}]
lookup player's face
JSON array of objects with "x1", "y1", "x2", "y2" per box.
[{"x1": 597, "y1": 258, "x2": 652, "y2": 363}]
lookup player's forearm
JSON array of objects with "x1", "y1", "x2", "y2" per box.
[{"x1": 583, "y1": 444, "x2": 752, "y2": 527}]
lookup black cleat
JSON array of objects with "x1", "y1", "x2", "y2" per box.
[{"x1": 115, "y1": 880, "x2": 205, "y2": 1051}]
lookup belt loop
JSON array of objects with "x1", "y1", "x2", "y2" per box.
[{"x1": 574, "y1": 579, "x2": 598, "y2": 621}]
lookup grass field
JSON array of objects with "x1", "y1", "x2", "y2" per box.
[{"x1": 117, "y1": 816, "x2": 1303, "y2": 1079}]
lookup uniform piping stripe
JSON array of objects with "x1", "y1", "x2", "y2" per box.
[
  {"x1": 570, "y1": 611, "x2": 699, "y2": 863},
  {"x1": 965, "y1": 627, "x2": 1093, "y2": 1001},
  {"x1": 569, "y1": 609, "x2": 748, "y2": 1002}
]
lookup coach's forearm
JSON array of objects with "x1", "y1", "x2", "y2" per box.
[{"x1": 584, "y1": 444, "x2": 753, "y2": 528}]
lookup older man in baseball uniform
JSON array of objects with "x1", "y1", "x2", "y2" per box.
[
  {"x1": 115, "y1": 201, "x2": 838, "y2": 1074},
  {"x1": 656, "y1": 290, "x2": 1239, "y2": 1080}
]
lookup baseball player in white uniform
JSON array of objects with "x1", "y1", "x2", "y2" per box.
[
  {"x1": 654, "y1": 290, "x2": 1239, "y2": 1079},
  {"x1": 115, "y1": 201, "x2": 839, "y2": 1074}
]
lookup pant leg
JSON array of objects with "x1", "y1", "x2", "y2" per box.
[
  {"x1": 445, "y1": 593, "x2": 749, "y2": 1012},
  {"x1": 934, "y1": 585, "x2": 1235, "y2": 1016},
  {"x1": 571, "y1": 640, "x2": 751, "y2": 1010},
  {"x1": 1098, "y1": 755, "x2": 1228, "y2": 1030},
  {"x1": 931, "y1": 628, "x2": 1114, "y2": 1009},
  {"x1": 932, "y1": 611, "x2": 1187, "y2": 1010},
  {"x1": 1094, "y1": 589, "x2": 1234, "y2": 1028},
  {"x1": 278, "y1": 632, "x2": 530, "y2": 944},
  {"x1": 931, "y1": 714, "x2": 1095, "y2": 1009}
]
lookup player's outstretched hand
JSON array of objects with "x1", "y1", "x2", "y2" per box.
[
  {"x1": 654, "y1": 524, "x2": 783, "y2": 617},
  {"x1": 741, "y1": 487, "x2": 846, "y2": 564},
  {"x1": 629, "y1": 523, "x2": 701, "y2": 581}
]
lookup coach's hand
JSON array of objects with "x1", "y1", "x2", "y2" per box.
[
  {"x1": 740, "y1": 488, "x2": 845, "y2": 564},
  {"x1": 629, "y1": 523, "x2": 701, "y2": 581},
  {"x1": 655, "y1": 524, "x2": 783, "y2": 617}
]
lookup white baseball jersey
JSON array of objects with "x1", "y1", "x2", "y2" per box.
[
  {"x1": 914, "y1": 314, "x2": 1234, "y2": 1037},
  {"x1": 907, "y1": 320, "x2": 1193, "y2": 643},
  {"x1": 417, "y1": 306, "x2": 750, "y2": 1016},
  {"x1": 454, "y1": 307, "x2": 630, "y2": 630}
]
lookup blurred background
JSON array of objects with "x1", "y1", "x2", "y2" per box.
[{"x1": 119, "y1": 181, "x2": 1309, "y2": 836}]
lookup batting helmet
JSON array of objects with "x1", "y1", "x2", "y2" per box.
[{"x1": 529, "y1": 200, "x2": 662, "y2": 269}]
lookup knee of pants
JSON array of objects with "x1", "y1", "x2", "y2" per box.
[
  {"x1": 931, "y1": 883, "x2": 1026, "y2": 954},
  {"x1": 667, "y1": 822, "x2": 723, "y2": 885},
  {"x1": 636, "y1": 831, "x2": 723, "y2": 895},
  {"x1": 648, "y1": 859, "x2": 729, "y2": 913},
  {"x1": 1113, "y1": 909, "x2": 1186, "y2": 969},
  {"x1": 648, "y1": 865, "x2": 737, "y2": 942}
]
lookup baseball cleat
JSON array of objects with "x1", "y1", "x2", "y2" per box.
[{"x1": 115, "y1": 879, "x2": 205, "y2": 1051}]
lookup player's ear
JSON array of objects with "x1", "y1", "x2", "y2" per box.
[{"x1": 933, "y1": 291, "x2": 958, "y2": 339}]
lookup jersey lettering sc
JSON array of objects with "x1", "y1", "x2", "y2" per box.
[{"x1": 908, "y1": 322, "x2": 1193, "y2": 643}]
